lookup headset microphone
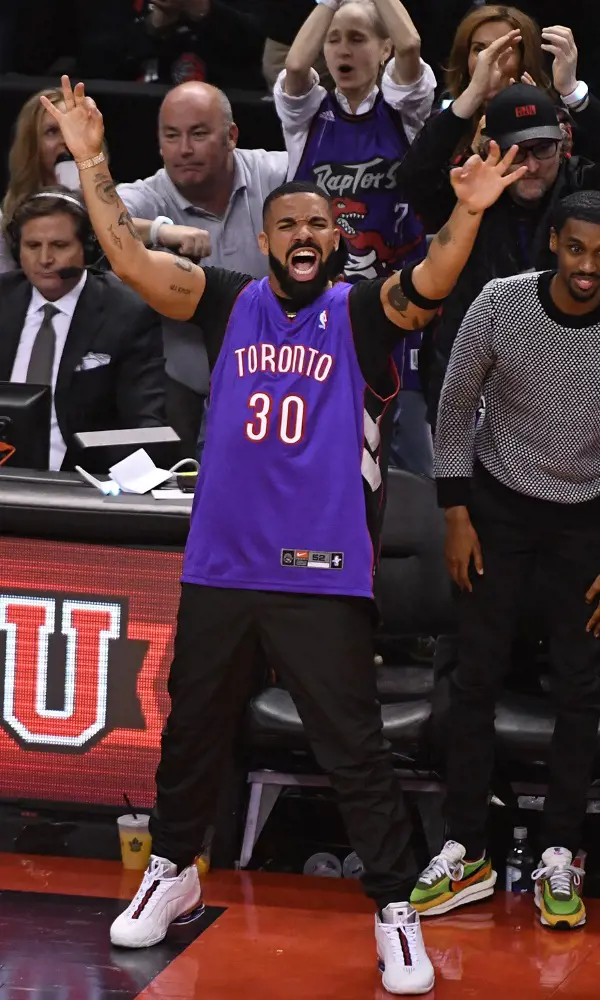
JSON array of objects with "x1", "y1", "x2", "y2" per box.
[{"x1": 57, "y1": 266, "x2": 86, "y2": 280}]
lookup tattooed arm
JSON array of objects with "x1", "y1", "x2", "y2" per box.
[
  {"x1": 380, "y1": 143, "x2": 527, "y2": 331},
  {"x1": 40, "y1": 79, "x2": 205, "y2": 321}
]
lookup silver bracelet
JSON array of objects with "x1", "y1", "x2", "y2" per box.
[{"x1": 150, "y1": 215, "x2": 174, "y2": 245}]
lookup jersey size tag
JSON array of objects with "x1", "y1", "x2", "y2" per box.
[{"x1": 281, "y1": 549, "x2": 344, "y2": 570}]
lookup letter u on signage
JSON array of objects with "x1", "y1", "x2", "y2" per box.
[{"x1": 0, "y1": 595, "x2": 121, "y2": 748}]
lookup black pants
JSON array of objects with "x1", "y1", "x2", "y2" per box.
[
  {"x1": 165, "y1": 376, "x2": 205, "y2": 462},
  {"x1": 446, "y1": 471, "x2": 600, "y2": 858},
  {"x1": 150, "y1": 584, "x2": 417, "y2": 909}
]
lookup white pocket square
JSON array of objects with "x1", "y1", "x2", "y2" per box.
[{"x1": 74, "y1": 352, "x2": 111, "y2": 372}]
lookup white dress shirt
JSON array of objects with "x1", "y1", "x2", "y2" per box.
[
  {"x1": 11, "y1": 272, "x2": 87, "y2": 471},
  {"x1": 273, "y1": 58, "x2": 437, "y2": 178}
]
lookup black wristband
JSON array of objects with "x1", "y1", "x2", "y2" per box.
[
  {"x1": 436, "y1": 476, "x2": 472, "y2": 508},
  {"x1": 399, "y1": 260, "x2": 446, "y2": 311}
]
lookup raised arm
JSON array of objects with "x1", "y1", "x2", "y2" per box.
[
  {"x1": 380, "y1": 143, "x2": 527, "y2": 331},
  {"x1": 398, "y1": 29, "x2": 523, "y2": 229},
  {"x1": 41, "y1": 77, "x2": 205, "y2": 321},
  {"x1": 284, "y1": 3, "x2": 336, "y2": 97},
  {"x1": 372, "y1": 0, "x2": 421, "y2": 85}
]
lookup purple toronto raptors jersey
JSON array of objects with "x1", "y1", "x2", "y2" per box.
[
  {"x1": 294, "y1": 91, "x2": 425, "y2": 282},
  {"x1": 295, "y1": 91, "x2": 426, "y2": 388},
  {"x1": 182, "y1": 278, "x2": 398, "y2": 599}
]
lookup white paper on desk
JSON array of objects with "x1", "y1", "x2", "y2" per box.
[{"x1": 109, "y1": 449, "x2": 171, "y2": 494}]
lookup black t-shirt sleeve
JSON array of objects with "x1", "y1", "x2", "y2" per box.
[
  {"x1": 189, "y1": 266, "x2": 254, "y2": 368},
  {"x1": 348, "y1": 279, "x2": 408, "y2": 394}
]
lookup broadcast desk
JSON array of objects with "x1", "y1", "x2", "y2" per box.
[
  {"x1": 0, "y1": 467, "x2": 192, "y2": 544},
  {"x1": 0, "y1": 468, "x2": 192, "y2": 809}
]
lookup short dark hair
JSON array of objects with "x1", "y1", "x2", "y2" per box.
[
  {"x1": 262, "y1": 181, "x2": 332, "y2": 223},
  {"x1": 12, "y1": 185, "x2": 90, "y2": 245},
  {"x1": 552, "y1": 190, "x2": 600, "y2": 235}
]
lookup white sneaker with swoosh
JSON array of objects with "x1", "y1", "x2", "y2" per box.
[{"x1": 110, "y1": 855, "x2": 204, "y2": 948}]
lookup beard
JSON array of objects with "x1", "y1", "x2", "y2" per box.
[{"x1": 269, "y1": 244, "x2": 343, "y2": 309}]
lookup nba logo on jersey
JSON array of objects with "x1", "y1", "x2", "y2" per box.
[{"x1": 319, "y1": 310, "x2": 328, "y2": 330}]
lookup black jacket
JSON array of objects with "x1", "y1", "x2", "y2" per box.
[
  {"x1": 398, "y1": 96, "x2": 600, "y2": 424},
  {"x1": 0, "y1": 270, "x2": 166, "y2": 469}
]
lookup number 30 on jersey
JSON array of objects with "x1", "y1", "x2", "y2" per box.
[{"x1": 246, "y1": 392, "x2": 306, "y2": 445}]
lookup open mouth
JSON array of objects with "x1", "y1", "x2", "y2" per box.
[
  {"x1": 572, "y1": 276, "x2": 600, "y2": 293},
  {"x1": 289, "y1": 248, "x2": 321, "y2": 282},
  {"x1": 337, "y1": 64, "x2": 354, "y2": 76}
]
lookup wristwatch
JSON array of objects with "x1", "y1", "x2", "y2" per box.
[{"x1": 150, "y1": 216, "x2": 174, "y2": 245}]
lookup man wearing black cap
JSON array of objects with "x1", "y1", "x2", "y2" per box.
[
  {"x1": 484, "y1": 83, "x2": 565, "y2": 206},
  {"x1": 414, "y1": 83, "x2": 600, "y2": 421}
]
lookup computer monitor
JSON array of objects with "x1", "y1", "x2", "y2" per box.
[
  {"x1": 72, "y1": 426, "x2": 182, "y2": 473},
  {"x1": 0, "y1": 382, "x2": 51, "y2": 470}
]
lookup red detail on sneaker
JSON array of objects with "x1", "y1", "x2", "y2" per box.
[
  {"x1": 450, "y1": 861, "x2": 490, "y2": 894},
  {"x1": 396, "y1": 927, "x2": 413, "y2": 967},
  {"x1": 131, "y1": 880, "x2": 160, "y2": 919}
]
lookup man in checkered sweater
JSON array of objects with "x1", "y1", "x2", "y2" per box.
[{"x1": 412, "y1": 191, "x2": 600, "y2": 931}]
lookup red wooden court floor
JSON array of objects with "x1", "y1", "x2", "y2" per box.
[{"x1": 1, "y1": 853, "x2": 600, "y2": 998}]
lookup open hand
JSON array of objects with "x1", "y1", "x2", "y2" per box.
[
  {"x1": 450, "y1": 142, "x2": 528, "y2": 213},
  {"x1": 470, "y1": 29, "x2": 522, "y2": 102},
  {"x1": 40, "y1": 76, "x2": 104, "y2": 163},
  {"x1": 542, "y1": 25, "x2": 578, "y2": 98}
]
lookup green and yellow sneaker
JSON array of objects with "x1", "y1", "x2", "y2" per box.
[
  {"x1": 533, "y1": 847, "x2": 586, "y2": 929},
  {"x1": 410, "y1": 840, "x2": 497, "y2": 916}
]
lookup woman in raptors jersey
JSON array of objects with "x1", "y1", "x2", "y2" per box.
[
  {"x1": 274, "y1": 0, "x2": 437, "y2": 474},
  {"x1": 274, "y1": 0, "x2": 434, "y2": 281}
]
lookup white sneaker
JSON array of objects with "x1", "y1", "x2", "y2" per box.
[
  {"x1": 376, "y1": 902, "x2": 435, "y2": 995},
  {"x1": 110, "y1": 855, "x2": 204, "y2": 948}
]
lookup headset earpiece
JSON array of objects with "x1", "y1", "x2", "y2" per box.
[{"x1": 7, "y1": 190, "x2": 101, "y2": 269}]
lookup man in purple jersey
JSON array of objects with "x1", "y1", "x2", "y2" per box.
[{"x1": 44, "y1": 76, "x2": 526, "y2": 996}]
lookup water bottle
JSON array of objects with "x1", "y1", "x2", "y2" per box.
[
  {"x1": 303, "y1": 852, "x2": 342, "y2": 878},
  {"x1": 342, "y1": 852, "x2": 365, "y2": 879},
  {"x1": 505, "y1": 826, "x2": 535, "y2": 893}
]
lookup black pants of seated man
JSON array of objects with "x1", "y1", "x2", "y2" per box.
[
  {"x1": 445, "y1": 468, "x2": 600, "y2": 858},
  {"x1": 150, "y1": 584, "x2": 417, "y2": 908}
]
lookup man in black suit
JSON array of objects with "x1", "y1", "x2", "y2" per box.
[{"x1": 0, "y1": 188, "x2": 166, "y2": 470}]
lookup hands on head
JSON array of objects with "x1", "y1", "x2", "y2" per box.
[{"x1": 40, "y1": 75, "x2": 104, "y2": 163}]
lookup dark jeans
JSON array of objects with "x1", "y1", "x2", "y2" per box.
[
  {"x1": 446, "y1": 470, "x2": 600, "y2": 859},
  {"x1": 150, "y1": 584, "x2": 417, "y2": 908},
  {"x1": 165, "y1": 376, "x2": 205, "y2": 462}
]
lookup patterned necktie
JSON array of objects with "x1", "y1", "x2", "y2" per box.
[{"x1": 26, "y1": 303, "x2": 59, "y2": 385}]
